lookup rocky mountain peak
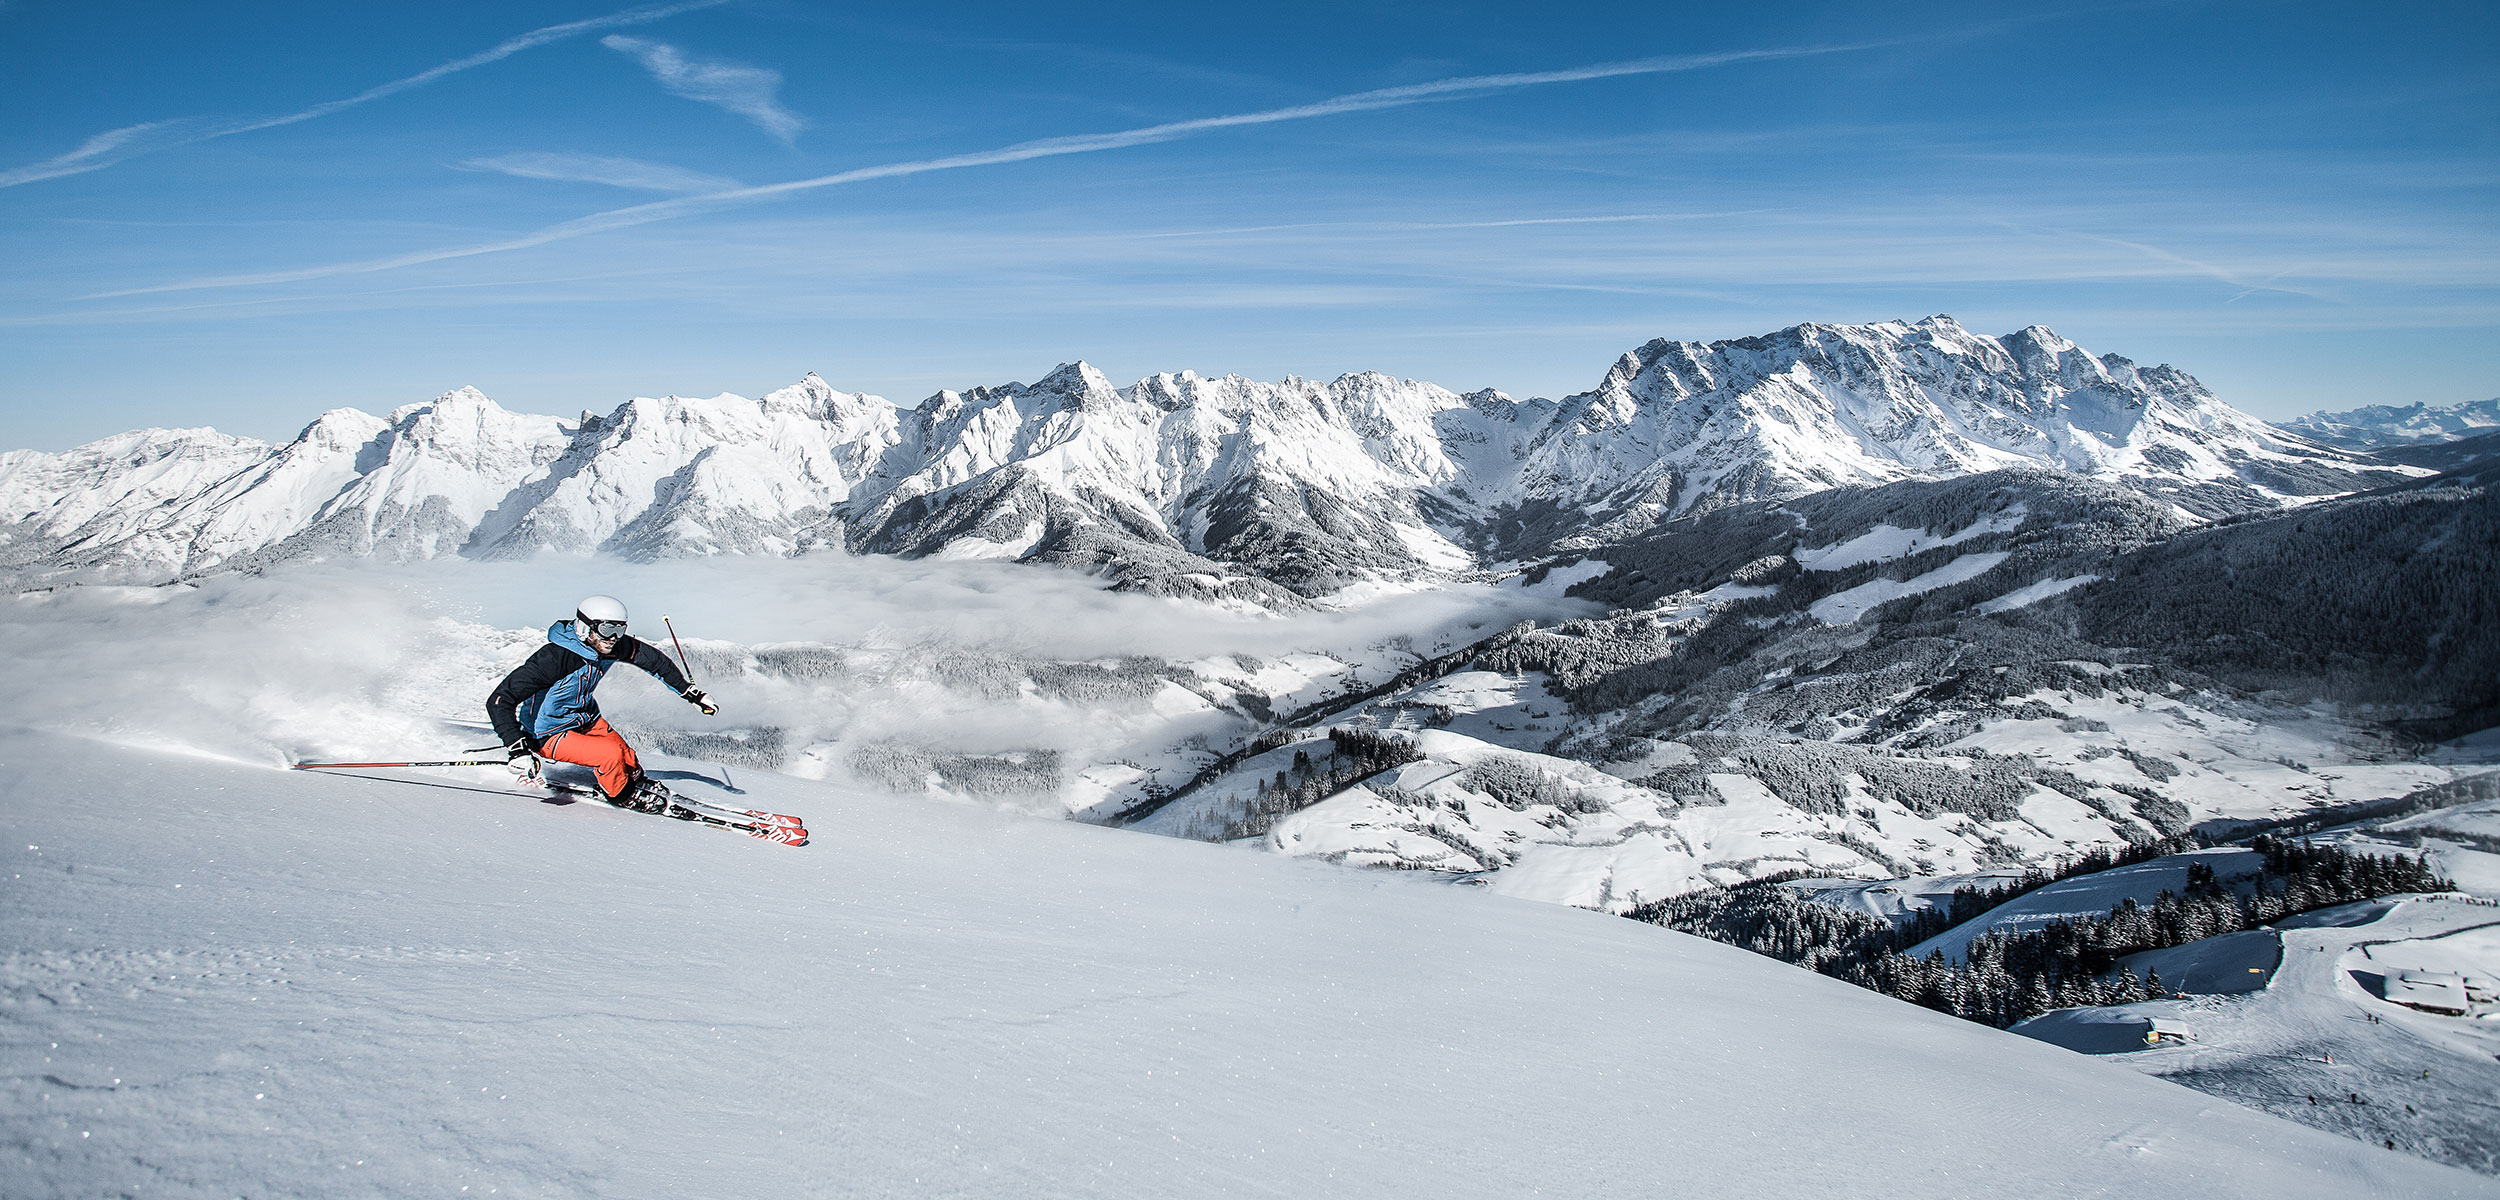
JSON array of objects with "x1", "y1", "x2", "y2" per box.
[
  {"x1": 1022, "y1": 362, "x2": 1122, "y2": 414},
  {"x1": 1129, "y1": 371, "x2": 1200, "y2": 414},
  {"x1": 390, "y1": 385, "x2": 497, "y2": 422},
  {"x1": 295, "y1": 408, "x2": 389, "y2": 449},
  {"x1": 1458, "y1": 388, "x2": 1520, "y2": 420}
]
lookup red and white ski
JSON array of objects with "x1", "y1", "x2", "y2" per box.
[
  {"x1": 544, "y1": 781, "x2": 810, "y2": 846},
  {"x1": 670, "y1": 793, "x2": 810, "y2": 846}
]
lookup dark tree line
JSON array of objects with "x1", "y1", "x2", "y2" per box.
[{"x1": 1631, "y1": 837, "x2": 2450, "y2": 1029}]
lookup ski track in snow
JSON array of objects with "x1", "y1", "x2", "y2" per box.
[{"x1": 1, "y1": 729, "x2": 2489, "y2": 1198}]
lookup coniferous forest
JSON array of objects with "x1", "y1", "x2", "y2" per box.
[{"x1": 1630, "y1": 837, "x2": 2451, "y2": 1028}]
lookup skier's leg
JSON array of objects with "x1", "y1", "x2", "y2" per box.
[
  {"x1": 613, "y1": 725, "x2": 643, "y2": 784},
  {"x1": 537, "y1": 718, "x2": 639, "y2": 801},
  {"x1": 604, "y1": 725, "x2": 667, "y2": 811},
  {"x1": 612, "y1": 741, "x2": 674, "y2": 814}
]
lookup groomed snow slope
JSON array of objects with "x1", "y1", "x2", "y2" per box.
[{"x1": 3, "y1": 731, "x2": 2485, "y2": 1198}]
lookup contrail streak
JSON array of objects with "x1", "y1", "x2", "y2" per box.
[
  {"x1": 0, "y1": 121, "x2": 196, "y2": 188},
  {"x1": 1, "y1": 1, "x2": 728, "y2": 188},
  {"x1": 92, "y1": 39, "x2": 1897, "y2": 299}
]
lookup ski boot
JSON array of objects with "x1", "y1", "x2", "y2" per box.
[{"x1": 614, "y1": 774, "x2": 678, "y2": 817}]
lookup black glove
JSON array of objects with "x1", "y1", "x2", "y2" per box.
[
  {"x1": 505, "y1": 740, "x2": 539, "y2": 779},
  {"x1": 683, "y1": 687, "x2": 717, "y2": 716}
]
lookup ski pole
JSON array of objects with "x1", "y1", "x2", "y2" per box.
[
  {"x1": 661, "y1": 615, "x2": 695, "y2": 680},
  {"x1": 291, "y1": 759, "x2": 507, "y2": 770}
]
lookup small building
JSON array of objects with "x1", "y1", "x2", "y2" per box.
[
  {"x1": 2463, "y1": 973, "x2": 2496, "y2": 1005},
  {"x1": 2142, "y1": 1016, "x2": 2192, "y2": 1046},
  {"x1": 2386, "y1": 970, "x2": 2470, "y2": 1016}
]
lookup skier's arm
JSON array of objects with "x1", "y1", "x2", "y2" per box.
[
  {"x1": 487, "y1": 644, "x2": 576, "y2": 747},
  {"x1": 622, "y1": 635, "x2": 695, "y2": 696}
]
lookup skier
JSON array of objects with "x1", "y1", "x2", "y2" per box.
[{"x1": 487, "y1": 595, "x2": 716, "y2": 814}]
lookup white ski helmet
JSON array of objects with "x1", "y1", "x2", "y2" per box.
[{"x1": 575, "y1": 594, "x2": 628, "y2": 642}]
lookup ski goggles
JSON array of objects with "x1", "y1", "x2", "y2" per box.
[{"x1": 579, "y1": 616, "x2": 628, "y2": 638}]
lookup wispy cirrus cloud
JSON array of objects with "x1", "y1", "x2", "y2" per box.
[
  {"x1": 602, "y1": 36, "x2": 803, "y2": 143},
  {"x1": 89, "y1": 38, "x2": 1904, "y2": 299},
  {"x1": 0, "y1": 1, "x2": 729, "y2": 188},
  {"x1": 463, "y1": 151, "x2": 742, "y2": 194},
  {"x1": 0, "y1": 120, "x2": 197, "y2": 187}
]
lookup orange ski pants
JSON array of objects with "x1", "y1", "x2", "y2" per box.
[{"x1": 538, "y1": 718, "x2": 641, "y2": 800}]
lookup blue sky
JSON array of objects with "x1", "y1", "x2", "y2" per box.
[{"x1": 2, "y1": 0, "x2": 2494, "y2": 449}]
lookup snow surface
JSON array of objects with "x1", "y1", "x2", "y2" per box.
[
  {"x1": 4, "y1": 729, "x2": 2487, "y2": 1198},
  {"x1": 1789, "y1": 871, "x2": 2031, "y2": 929},
  {"x1": 2122, "y1": 930, "x2": 2286, "y2": 995},
  {"x1": 1793, "y1": 508, "x2": 2025, "y2": 572},
  {"x1": 1977, "y1": 572, "x2": 2100, "y2": 613},
  {"x1": 1807, "y1": 550, "x2": 2010, "y2": 623},
  {"x1": 1502, "y1": 558, "x2": 1611, "y2": 596}
]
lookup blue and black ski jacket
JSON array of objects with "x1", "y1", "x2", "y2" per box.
[{"x1": 487, "y1": 621, "x2": 693, "y2": 748}]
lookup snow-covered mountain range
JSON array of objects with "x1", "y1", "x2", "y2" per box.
[
  {"x1": 2287, "y1": 397, "x2": 2500, "y2": 449},
  {"x1": 0, "y1": 316, "x2": 2413, "y2": 599}
]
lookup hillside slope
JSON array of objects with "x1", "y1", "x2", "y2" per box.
[
  {"x1": 2, "y1": 730, "x2": 2484, "y2": 1198},
  {"x1": 1138, "y1": 468, "x2": 2484, "y2": 900}
]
